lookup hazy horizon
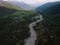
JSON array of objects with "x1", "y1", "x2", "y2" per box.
[{"x1": 2, "y1": 0, "x2": 60, "y2": 5}]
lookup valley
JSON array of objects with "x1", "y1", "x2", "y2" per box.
[
  {"x1": 0, "y1": 1, "x2": 38, "y2": 45},
  {"x1": 0, "y1": 1, "x2": 60, "y2": 45},
  {"x1": 24, "y1": 15, "x2": 43, "y2": 45}
]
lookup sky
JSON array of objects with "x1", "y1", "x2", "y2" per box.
[{"x1": 3, "y1": 0, "x2": 60, "y2": 5}]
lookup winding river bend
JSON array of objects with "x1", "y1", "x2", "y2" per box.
[{"x1": 24, "y1": 15, "x2": 43, "y2": 45}]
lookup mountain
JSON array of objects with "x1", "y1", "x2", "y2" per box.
[
  {"x1": 36, "y1": 1, "x2": 60, "y2": 11},
  {"x1": 0, "y1": 1, "x2": 24, "y2": 17},
  {"x1": 36, "y1": 1, "x2": 60, "y2": 25},
  {"x1": 0, "y1": 1, "x2": 37, "y2": 45},
  {"x1": 0, "y1": 1, "x2": 23, "y2": 10},
  {"x1": 9, "y1": 1, "x2": 35, "y2": 10},
  {"x1": 36, "y1": 2, "x2": 60, "y2": 45}
]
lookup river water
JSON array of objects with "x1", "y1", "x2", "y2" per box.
[{"x1": 24, "y1": 15, "x2": 43, "y2": 45}]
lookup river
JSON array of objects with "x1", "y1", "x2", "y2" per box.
[{"x1": 24, "y1": 15, "x2": 43, "y2": 45}]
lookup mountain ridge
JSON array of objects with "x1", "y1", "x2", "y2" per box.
[
  {"x1": 9, "y1": 1, "x2": 35, "y2": 10},
  {"x1": 0, "y1": 1, "x2": 23, "y2": 10}
]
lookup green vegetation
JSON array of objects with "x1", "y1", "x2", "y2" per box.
[
  {"x1": 35, "y1": 1, "x2": 60, "y2": 45},
  {"x1": 0, "y1": 18, "x2": 30, "y2": 45},
  {"x1": 0, "y1": 9, "x2": 37, "y2": 45},
  {"x1": 0, "y1": 1, "x2": 38, "y2": 45},
  {"x1": 0, "y1": 1, "x2": 60, "y2": 45},
  {"x1": 36, "y1": 1, "x2": 60, "y2": 25},
  {"x1": 34, "y1": 21, "x2": 60, "y2": 45}
]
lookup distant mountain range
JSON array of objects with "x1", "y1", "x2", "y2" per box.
[
  {"x1": 9, "y1": 1, "x2": 35, "y2": 10},
  {"x1": 0, "y1": 1, "x2": 45, "y2": 10},
  {"x1": 0, "y1": 1, "x2": 36, "y2": 17}
]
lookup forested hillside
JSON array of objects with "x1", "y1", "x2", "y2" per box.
[
  {"x1": 35, "y1": 1, "x2": 60, "y2": 45},
  {"x1": 36, "y1": 1, "x2": 60, "y2": 25},
  {"x1": 0, "y1": 1, "x2": 38, "y2": 45}
]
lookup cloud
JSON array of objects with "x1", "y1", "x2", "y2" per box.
[
  {"x1": 0, "y1": 0, "x2": 2, "y2": 1},
  {"x1": 3, "y1": 0, "x2": 60, "y2": 5}
]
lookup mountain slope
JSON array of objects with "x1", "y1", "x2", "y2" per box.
[
  {"x1": 36, "y1": 1, "x2": 60, "y2": 11},
  {"x1": 0, "y1": 1, "x2": 23, "y2": 10},
  {"x1": 0, "y1": 1, "x2": 38, "y2": 45},
  {"x1": 35, "y1": 2, "x2": 60, "y2": 45},
  {"x1": 0, "y1": 1, "x2": 24, "y2": 17},
  {"x1": 36, "y1": 1, "x2": 60, "y2": 25},
  {"x1": 9, "y1": 1, "x2": 35, "y2": 10}
]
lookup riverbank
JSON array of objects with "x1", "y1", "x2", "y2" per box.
[{"x1": 24, "y1": 15, "x2": 43, "y2": 45}]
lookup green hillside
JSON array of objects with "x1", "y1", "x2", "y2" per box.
[
  {"x1": 0, "y1": 1, "x2": 37, "y2": 45},
  {"x1": 35, "y1": 1, "x2": 60, "y2": 45},
  {"x1": 0, "y1": 1, "x2": 23, "y2": 17},
  {"x1": 36, "y1": 1, "x2": 60, "y2": 25},
  {"x1": 0, "y1": 1, "x2": 23, "y2": 10}
]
